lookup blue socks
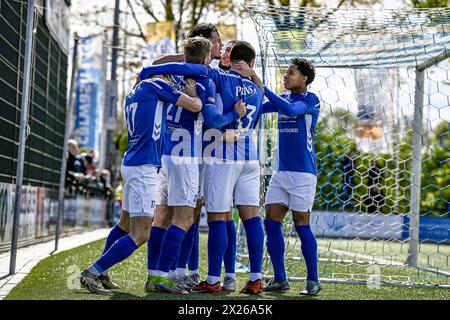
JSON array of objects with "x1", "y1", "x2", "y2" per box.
[
  {"x1": 93, "y1": 235, "x2": 138, "y2": 273},
  {"x1": 243, "y1": 217, "x2": 264, "y2": 275},
  {"x1": 157, "y1": 225, "x2": 186, "y2": 274},
  {"x1": 264, "y1": 219, "x2": 286, "y2": 281},
  {"x1": 102, "y1": 224, "x2": 128, "y2": 255},
  {"x1": 177, "y1": 224, "x2": 196, "y2": 270},
  {"x1": 207, "y1": 221, "x2": 228, "y2": 277},
  {"x1": 147, "y1": 226, "x2": 166, "y2": 273},
  {"x1": 295, "y1": 225, "x2": 318, "y2": 282},
  {"x1": 224, "y1": 220, "x2": 237, "y2": 273},
  {"x1": 188, "y1": 223, "x2": 199, "y2": 271}
]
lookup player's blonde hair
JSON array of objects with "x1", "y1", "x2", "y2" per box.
[{"x1": 184, "y1": 37, "x2": 212, "y2": 64}]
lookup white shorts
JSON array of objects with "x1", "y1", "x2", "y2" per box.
[
  {"x1": 157, "y1": 155, "x2": 200, "y2": 208},
  {"x1": 121, "y1": 164, "x2": 159, "y2": 217},
  {"x1": 157, "y1": 164, "x2": 168, "y2": 206},
  {"x1": 265, "y1": 171, "x2": 317, "y2": 212},
  {"x1": 198, "y1": 162, "x2": 206, "y2": 198},
  {"x1": 204, "y1": 161, "x2": 260, "y2": 212}
]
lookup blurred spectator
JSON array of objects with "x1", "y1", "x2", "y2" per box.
[
  {"x1": 65, "y1": 139, "x2": 85, "y2": 186},
  {"x1": 83, "y1": 154, "x2": 96, "y2": 176}
]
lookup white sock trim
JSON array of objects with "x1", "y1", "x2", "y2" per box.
[
  {"x1": 148, "y1": 270, "x2": 159, "y2": 276},
  {"x1": 207, "y1": 275, "x2": 221, "y2": 285},
  {"x1": 249, "y1": 273, "x2": 261, "y2": 282},
  {"x1": 225, "y1": 273, "x2": 236, "y2": 280},
  {"x1": 87, "y1": 265, "x2": 101, "y2": 277},
  {"x1": 176, "y1": 268, "x2": 186, "y2": 277}
]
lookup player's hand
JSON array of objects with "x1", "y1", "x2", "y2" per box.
[
  {"x1": 234, "y1": 100, "x2": 247, "y2": 118},
  {"x1": 221, "y1": 129, "x2": 240, "y2": 142},
  {"x1": 233, "y1": 61, "x2": 254, "y2": 78},
  {"x1": 184, "y1": 79, "x2": 198, "y2": 97}
]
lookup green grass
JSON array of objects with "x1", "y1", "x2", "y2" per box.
[{"x1": 6, "y1": 233, "x2": 450, "y2": 300}]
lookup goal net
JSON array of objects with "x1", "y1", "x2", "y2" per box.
[{"x1": 237, "y1": 3, "x2": 450, "y2": 287}]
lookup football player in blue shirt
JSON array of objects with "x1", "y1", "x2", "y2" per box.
[
  {"x1": 78, "y1": 74, "x2": 202, "y2": 295},
  {"x1": 235, "y1": 58, "x2": 322, "y2": 295},
  {"x1": 145, "y1": 37, "x2": 246, "y2": 294},
  {"x1": 147, "y1": 24, "x2": 225, "y2": 289},
  {"x1": 139, "y1": 41, "x2": 267, "y2": 294}
]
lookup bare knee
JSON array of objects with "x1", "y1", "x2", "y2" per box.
[
  {"x1": 292, "y1": 211, "x2": 310, "y2": 226},
  {"x1": 153, "y1": 205, "x2": 172, "y2": 229},
  {"x1": 237, "y1": 205, "x2": 259, "y2": 221},
  {"x1": 265, "y1": 204, "x2": 288, "y2": 223},
  {"x1": 207, "y1": 212, "x2": 228, "y2": 222},
  {"x1": 130, "y1": 216, "x2": 153, "y2": 246},
  {"x1": 172, "y1": 208, "x2": 195, "y2": 231}
]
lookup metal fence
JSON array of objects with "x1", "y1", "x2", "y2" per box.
[{"x1": 0, "y1": 0, "x2": 67, "y2": 189}]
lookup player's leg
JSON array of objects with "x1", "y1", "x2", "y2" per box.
[
  {"x1": 146, "y1": 164, "x2": 172, "y2": 291},
  {"x1": 234, "y1": 162, "x2": 264, "y2": 294},
  {"x1": 186, "y1": 161, "x2": 205, "y2": 283},
  {"x1": 146, "y1": 205, "x2": 173, "y2": 291},
  {"x1": 81, "y1": 215, "x2": 153, "y2": 295},
  {"x1": 155, "y1": 158, "x2": 198, "y2": 294},
  {"x1": 263, "y1": 171, "x2": 291, "y2": 292},
  {"x1": 156, "y1": 205, "x2": 194, "y2": 294},
  {"x1": 191, "y1": 162, "x2": 235, "y2": 293},
  {"x1": 80, "y1": 165, "x2": 157, "y2": 295},
  {"x1": 290, "y1": 172, "x2": 320, "y2": 295},
  {"x1": 222, "y1": 210, "x2": 236, "y2": 292},
  {"x1": 185, "y1": 198, "x2": 203, "y2": 286},
  {"x1": 97, "y1": 210, "x2": 130, "y2": 289},
  {"x1": 103, "y1": 211, "x2": 130, "y2": 255},
  {"x1": 236, "y1": 205, "x2": 264, "y2": 294},
  {"x1": 176, "y1": 162, "x2": 202, "y2": 283},
  {"x1": 264, "y1": 204, "x2": 291, "y2": 292},
  {"x1": 101, "y1": 166, "x2": 130, "y2": 259},
  {"x1": 292, "y1": 210, "x2": 321, "y2": 295}
]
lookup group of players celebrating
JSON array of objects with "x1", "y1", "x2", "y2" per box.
[{"x1": 79, "y1": 22, "x2": 322, "y2": 296}]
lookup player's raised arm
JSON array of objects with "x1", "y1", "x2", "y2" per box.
[
  {"x1": 260, "y1": 100, "x2": 279, "y2": 114},
  {"x1": 264, "y1": 86, "x2": 319, "y2": 117},
  {"x1": 139, "y1": 63, "x2": 209, "y2": 81},
  {"x1": 147, "y1": 78, "x2": 202, "y2": 113},
  {"x1": 201, "y1": 79, "x2": 245, "y2": 128},
  {"x1": 204, "y1": 100, "x2": 246, "y2": 129},
  {"x1": 152, "y1": 53, "x2": 185, "y2": 65},
  {"x1": 176, "y1": 79, "x2": 202, "y2": 112},
  {"x1": 232, "y1": 60, "x2": 264, "y2": 94}
]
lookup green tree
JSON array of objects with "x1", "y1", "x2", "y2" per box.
[{"x1": 409, "y1": 0, "x2": 449, "y2": 8}]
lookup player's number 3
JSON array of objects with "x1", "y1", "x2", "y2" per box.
[{"x1": 237, "y1": 104, "x2": 256, "y2": 133}]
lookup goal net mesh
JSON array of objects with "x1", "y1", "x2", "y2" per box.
[{"x1": 235, "y1": 3, "x2": 450, "y2": 287}]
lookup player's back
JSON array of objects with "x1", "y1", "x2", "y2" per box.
[
  {"x1": 123, "y1": 79, "x2": 170, "y2": 167},
  {"x1": 207, "y1": 68, "x2": 263, "y2": 162},
  {"x1": 162, "y1": 75, "x2": 211, "y2": 159}
]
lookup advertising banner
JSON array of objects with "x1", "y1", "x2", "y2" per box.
[
  {"x1": 72, "y1": 34, "x2": 104, "y2": 155},
  {"x1": 311, "y1": 210, "x2": 404, "y2": 240},
  {"x1": 145, "y1": 21, "x2": 176, "y2": 65}
]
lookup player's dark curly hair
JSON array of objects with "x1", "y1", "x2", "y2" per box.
[
  {"x1": 291, "y1": 58, "x2": 315, "y2": 86},
  {"x1": 230, "y1": 41, "x2": 256, "y2": 64},
  {"x1": 188, "y1": 23, "x2": 218, "y2": 39}
]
